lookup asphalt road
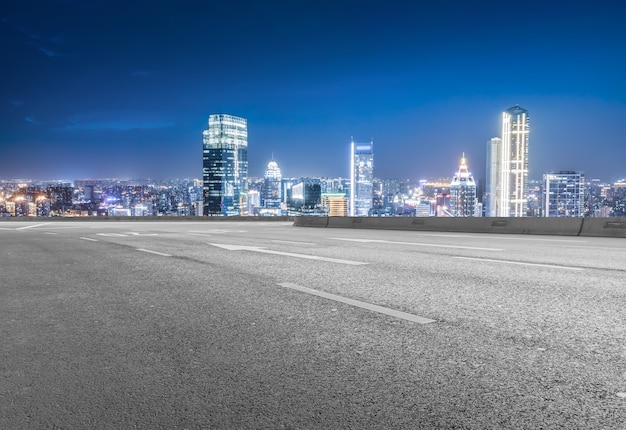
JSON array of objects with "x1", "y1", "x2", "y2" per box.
[{"x1": 1, "y1": 221, "x2": 625, "y2": 429}]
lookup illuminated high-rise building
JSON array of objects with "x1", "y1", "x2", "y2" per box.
[
  {"x1": 202, "y1": 114, "x2": 248, "y2": 216},
  {"x1": 486, "y1": 106, "x2": 529, "y2": 217},
  {"x1": 350, "y1": 138, "x2": 374, "y2": 216},
  {"x1": 542, "y1": 171, "x2": 585, "y2": 217},
  {"x1": 450, "y1": 154, "x2": 477, "y2": 217},
  {"x1": 263, "y1": 160, "x2": 282, "y2": 208},
  {"x1": 499, "y1": 105, "x2": 529, "y2": 217}
]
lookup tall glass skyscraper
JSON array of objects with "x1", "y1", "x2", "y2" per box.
[
  {"x1": 542, "y1": 171, "x2": 585, "y2": 217},
  {"x1": 202, "y1": 114, "x2": 248, "y2": 216},
  {"x1": 484, "y1": 137, "x2": 502, "y2": 217},
  {"x1": 350, "y1": 138, "x2": 374, "y2": 216},
  {"x1": 450, "y1": 154, "x2": 477, "y2": 217},
  {"x1": 500, "y1": 105, "x2": 529, "y2": 217},
  {"x1": 486, "y1": 106, "x2": 529, "y2": 217}
]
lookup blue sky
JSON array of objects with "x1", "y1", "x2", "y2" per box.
[{"x1": 1, "y1": 0, "x2": 625, "y2": 182}]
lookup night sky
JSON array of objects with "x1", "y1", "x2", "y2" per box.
[{"x1": 1, "y1": 0, "x2": 625, "y2": 182}]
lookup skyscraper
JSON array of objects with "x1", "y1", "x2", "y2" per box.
[
  {"x1": 202, "y1": 114, "x2": 248, "y2": 216},
  {"x1": 486, "y1": 106, "x2": 529, "y2": 217},
  {"x1": 484, "y1": 137, "x2": 502, "y2": 217},
  {"x1": 263, "y1": 160, "x2": 282, "y2": 208},
  {"x1": 350, "y1": 138, "x2": 374, "y2": 216},
  {"x1": 543, "y1": 171, "x2": 585, "y2": 217},
  {"x1": 500, "y1": 105, "x2": 529, "y2": 217},
  {"x1": 450, "y1": 154, "x2": 477, "y2": 217}
]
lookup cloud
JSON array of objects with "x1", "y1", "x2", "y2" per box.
[
  {"x1": 30, "y1": 43, "x2": 61, "y2": 57},
  {"x1": 25, "y1": 116, "x2": 40, "y2": 124}
]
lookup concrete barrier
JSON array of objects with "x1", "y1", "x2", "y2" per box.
[
  {"x1": 292, "y1": 216, "x2": 328, "y2": 228},
  {"x1": 326, "y1": 216, "x2": 584, "y2": 236},
  {"x1": 579, "y1": 218, "x2": 626, "y2": 238}
]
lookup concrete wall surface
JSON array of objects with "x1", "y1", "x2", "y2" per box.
[
  {"x1": 579, "y1": 218, "x2": 626, "y2": 238},
  {"x1": 296, "y1": 216, "x2": 626, "y2": 238}
]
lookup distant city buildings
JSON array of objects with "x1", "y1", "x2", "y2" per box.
[
  {"x1": 542, "y1": 171, "x2": 585, "y2": 217},
  {"x1": 350, "y1": 138, "x2": 374, "y2": 216},
  {"x1": 486, "y1": 106, "x2": 530, "y2": 217},
  {"x1": 449, "y1": 155, "x2": 477, "y2": 217},
  {"x1": 202, "y1": 114, "x2": 248, "y2": 216},
  {"x1": 3, "y1": 107, "x2": 626, "y2": 219}
]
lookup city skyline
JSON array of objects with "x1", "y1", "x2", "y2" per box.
[{"x1": 1, "y1": 1, "x2": 625, "y2": 181}]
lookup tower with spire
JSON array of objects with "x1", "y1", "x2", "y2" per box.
[{"x1": 450, "y1": 153, "x2": 477, "y2": 217}]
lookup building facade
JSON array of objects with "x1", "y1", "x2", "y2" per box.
[
  {"x1": 499, "y1": 105, "x2": 530, "y2": 217},
  {"x1": 543, "y1": 171, "x2": 585, "y2": 217},
  {"x1": 450, "y1": 154, "x2": 477, "y2": 217},
  {"x1": 202, "y1": 114, "x2": 248, "y2": 216},
  {"x1": 263, "y1": 160, "x2": 282, "y2": 209},
  {"x1": 350, "y1": 138, "x2": 374, "y2": 216},
  {"x1": 484, "y1": 137, "x2": 502, "y2": 217}
]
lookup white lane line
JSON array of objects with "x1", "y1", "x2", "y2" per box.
[
  {"x1": 136, "y1": 248, "x2": 172, "y2": 257},
  {"x1": 271, "y1": 240, "x2": 316, "y2": 246},
  {"x1": 97, "y1": 233, "x2": 128, "y2": 237},
  {"x1": 209, "y1": 243, "x2": 367, "y2": 265},
  {"x1": 278, "y1": 283, "x2": 436, "y2": 324},
  {"x1": 16, "y1": 223, "x2": 51, "y2": 230},
  {"x1": 480, "y1": 236, "x2": 588, "y2": 243},
  {"x1": 454, "y1": 256, "x2": 584, "y2": 271},
  {"x1": 79, "y1": 237, "x2": 99, "y2": 242},
  {"x1": 331, "y1": 238, "x2": 503, "y2": 252},
  {"x1": 44, "y1": 232, "x2": 58, "y2": 235}
]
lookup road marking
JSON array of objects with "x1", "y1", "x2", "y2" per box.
[
  {"x1": 189, "y1": 229, "x2": 247, "y2": 234},
  {"x1": 16, "y1": 223, "x2": 50, "y2": 230},
  {"x1": 278, "y1": 283, "x2": 435, "y2": 324},
  {"x1": 480, "y1": 236, "x2": 588, "y2": 243},
  {"x1": 124, "y1": 232, "x2": 158, "y2": 236},
  {"x1": 136, "y1": 248, "x2": 171, "y2": 257},
  {"x1": 454, "y1": 256, "x2": 584, "y2": 271},
  {"x1": 79, "y1": 237, "x2": 99, "y2": 242},
  {"x1": 271, "y1": 240, "x2": 316, "y2": 246},
  {"x1": 209, "y1": 243, "x2": 368, "y2": 265},
  {"x1": 44, "y1": 232, "x2": 57, "y2": 235},
  {"x1": 97, "y1": 233, "x2": 128, "y2": 237},
  {"x1": 331, "y1": 238, "x2": 503, "y2": 251}
]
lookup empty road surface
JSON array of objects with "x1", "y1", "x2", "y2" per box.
[{"x1": 1, "y1": 221, "x2": 625, "y2": 429}]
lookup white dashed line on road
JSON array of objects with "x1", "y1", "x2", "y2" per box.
[
  {"x1": 277, "y1": 283, "x2": 436, "y2": 324},
  {"x1": 44, "y1": 232, "x2": 57, "y2": 235},
  {"x1": 16, "y1": 223, "x2": 51, "y2": 230},
  {"x1": 79, "y1": 237, "x2": 99, "y2": 242},
  {"x1": 454, "y1": 256, "x2": 584, "y2": 271},
  {"x1": 210, "y1": 243, "x2": 367, "y2": 265},
  {"x1": 136, "y1": 248, "x2": 171, "y2": 257},
  {"x1": 271, "y1": 240, "x2": 316, "y2": 245}
]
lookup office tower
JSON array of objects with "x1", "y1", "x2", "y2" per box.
[
  {"x1": 322, "y1": 193, "x2": 348, "y2": 216},
  {"x1": 263, "y1": 160, "x2": 282, "y2": 208},
  {"x1": 202, "y1": 114, "x2": 248, "y2": 216},
  {"x1": 350, "y1": 138, "x2": 374, "y2": 216},
  {"x1": 450, "y1": 154, "x2": 477, "y2": 217},
  {"x1": 484, "y1": 137, "x2": 502, "y2": 217},
  {"x1": 543, "y1": 171, "x2": 585, "y2": 217},
  {"x1": 499, "y1": 105, "x2": 530, "y2": 217},
  {"x1": 289, "y1": 178, "x2": 322, "y2": 215}
]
